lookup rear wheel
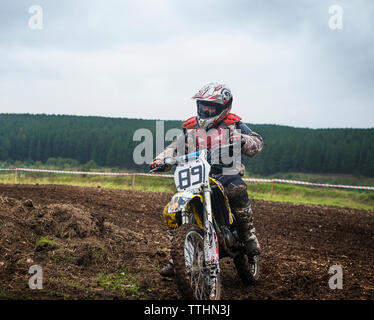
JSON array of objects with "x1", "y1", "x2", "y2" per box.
[
  {"x1": 171, "y1": 223, "x2": 221, "y2": 300},
  {"x1": 234, "y1": 253, "x2": 260, "y2": 286}
]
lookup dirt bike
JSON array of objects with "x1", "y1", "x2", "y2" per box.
[{"x1": 150, "y1": 144, "x2": 260, "y2": 300}]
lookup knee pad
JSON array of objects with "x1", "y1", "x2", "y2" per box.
[{"x1": 226, "y1": 183, "x2": 250, "y2": 208}]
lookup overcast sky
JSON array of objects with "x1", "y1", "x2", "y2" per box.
[{"x1": 0, "y1": 0, "x2": 373, "y2": 128}]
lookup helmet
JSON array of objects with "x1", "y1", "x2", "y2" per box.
[{"x1": 192, "y1": 82, "x2": 233, "y2": 130}]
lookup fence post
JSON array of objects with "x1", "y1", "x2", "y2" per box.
[
  {"x1": 270, "y1": 180, "x2": 274, "y2": 198},
  {"x1": 131, "y1": 173, "x2": 136, "y2": 190},
  {"x1": 14, "y1": 168, "x2": 18, "y2": 184}
]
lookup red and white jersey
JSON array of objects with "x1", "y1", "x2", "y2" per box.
[{"x1": 154, "y1": 113, "x2": 264, "y2": 175}]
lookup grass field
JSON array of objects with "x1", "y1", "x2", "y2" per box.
[
  {"x1": 1, "y1": 170, "x2": 373, "y2": 210},
  {"x1": 259, "y1": 172, "x2": 374, "y2": 187}
]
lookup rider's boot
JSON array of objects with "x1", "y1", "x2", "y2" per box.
[
  {"x1": 232, "y1": 200, "x2": 261, "y2": 257},
  {"x1": 159, "y1": 259, "x2": 174, "y2": 277},
  {"x1": 159, "y1": 230, "x2": 175, "y2": 277}
]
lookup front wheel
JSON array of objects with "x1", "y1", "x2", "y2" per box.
[
  {"x1": 234, "y1": 253, "x2": 260, "y2": 286},
  {"x1": 171, "y1": 223, "x2": 221, "y2": 300}
]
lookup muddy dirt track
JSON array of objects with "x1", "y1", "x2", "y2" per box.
[{"x1": 0, "y1": 184, "x2": 373, "y2": 300}]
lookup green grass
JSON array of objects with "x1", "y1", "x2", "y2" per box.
[
  {"x1": 0, "y1": 171, "x2": 175, "y2": 192},
  {"x1": 97, "y1": 268, "x2": 141, "y2": 298},
  {"x1": 0, "y1": 290, "x2": 27, "y2": 300},
  {"x1": 255, "y1": 172, "x2": 374, "y2": 187},
  {"x1": 47, "y1": 270, "x2": 144, "y2": 299},
  {"x1": 0, "y1": 171, "x2": 373, "y2": 210},
  {"x1": 246, "y1": 182, "x2": 374, "y2": 210},
  {"x1": 38, "y1": 235, "x2": 63, "y2": 249}
]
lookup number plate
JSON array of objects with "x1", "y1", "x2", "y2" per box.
[{"x1": 174, "y1": 158, "x2": 210, "y2": 191}]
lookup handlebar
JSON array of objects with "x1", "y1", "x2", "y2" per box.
[
  {"x1": 148, "y1": 143, "x2": 238, "y2": 173},
  {"x1": 149, "y1": 163, "x2": 169, "y2": 173}
]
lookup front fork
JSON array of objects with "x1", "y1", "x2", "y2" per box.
[{"x1": 202, "y1": 184, "x2": 220, "y2": 281}]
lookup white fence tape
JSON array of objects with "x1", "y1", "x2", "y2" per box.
[
  {"x1": 257, "y1": 178, "x2": 374, "y2": 191},
  {"x1": 0, "y1": 167, "x2": 373, "y2": 190}
]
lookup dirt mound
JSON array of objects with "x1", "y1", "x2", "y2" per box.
[
  {"x1": 28, "y1": 203, "x2": 103, "y2": 239},
  {"x1": 0, "y1": 194, "x2": 123, "y2": 299},
  {"x1": 0, "y1": 184, "x2": 373, "y2": 300}
]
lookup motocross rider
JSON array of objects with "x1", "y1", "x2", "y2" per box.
[{"x1": 150, "y1": 82, "x2": 264, "y2": 277}]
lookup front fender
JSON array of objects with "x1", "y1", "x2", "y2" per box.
[{"x1": 168, "y1": 190, "x2": 203, "y2": 213}]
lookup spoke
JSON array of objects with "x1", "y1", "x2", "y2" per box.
[{"x1": 184, "y1": 230, "x2": 219, "y2": 300}]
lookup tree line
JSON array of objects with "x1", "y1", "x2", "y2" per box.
[{"x1": 0, "y1": 114, "x2": 373, "y2": 177}]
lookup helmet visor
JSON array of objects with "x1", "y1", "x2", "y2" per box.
[{"x1": 197, "y1": 100, "x2": 227, "y2": 119}]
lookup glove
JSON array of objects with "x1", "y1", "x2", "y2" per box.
[
  {"x1": 150, "y1": 159, "x2": 162, "y2": 170},
  {"x1": 229, "y1": 134, "x2": 244, "y2": 146}
]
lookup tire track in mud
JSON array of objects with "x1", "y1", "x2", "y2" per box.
[{"x1": 0, "y1": 184, "x2": 373, "y2": 300}]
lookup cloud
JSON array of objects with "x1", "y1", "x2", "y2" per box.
[{"x1": 0, "y1": 0, "x2": 373, "y2": 128}]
